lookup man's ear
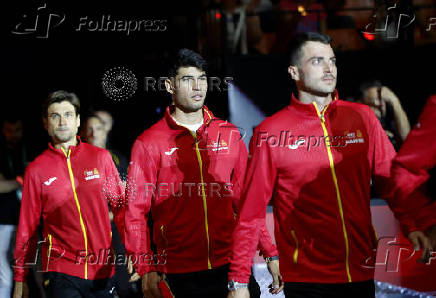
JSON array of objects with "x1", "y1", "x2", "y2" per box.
[
  {"x1": 288, "y1": 65, "x2": 299, "y2": 81},
  {"x1": 165, "y1": 78, "x2": 175, "y2": 94},
  {"x1": 77, "y1": 114, "x2": 80, "y2": 128}
]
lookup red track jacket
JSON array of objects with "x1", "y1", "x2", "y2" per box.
[
  {"x1": 14, "y1": 139, "x2": 125, "y2": 282},
  {"x1": 391, "y1": 94, "x2": 436, "y2": 228},
  {"x1": 124, "y1": 106, "x2": 277, "y2": 276},
  {"x1": 229, "y1": 92, "x2": 436, "y2": 284}
]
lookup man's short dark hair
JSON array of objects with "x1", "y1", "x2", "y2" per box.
[
  {"x1": 168, "y1": 48, "x2": 207, "y2": 77},
  {"x1": 42, "y1": 90, "x2": 80, "y2": 118},
  {"x1": 289, "y1": 32, "x2": 332, "y2": 66}
]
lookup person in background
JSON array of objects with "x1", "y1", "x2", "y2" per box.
[
  {"x1": 360, "y1": 80, "x2": 411, "y2": 149},
  {"x1": 94, "y1": 110, "x2": 114, "y2": 147},
  {"x1": 81, "y1": 114, "x2": 137, "y2": 298},
  {"x1": 0, "y1": 116, "x2": 28, "y2": 298},
  {"x1": 81, "y1": 114, "x2": 128, "y2": 178},
  {"x1": 391, "y1": 94, "x2": 436, "y2": 248}
]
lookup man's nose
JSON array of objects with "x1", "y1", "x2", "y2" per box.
[
  {"x1": 59, "y1": 116, "x2": 67, "y2": 126},
  {"x1": 323, "y1": 61, "x2": 333, "y2": 73},
  {"x1": 192, "y1": 79, "x2": 200, "y2": 90}
]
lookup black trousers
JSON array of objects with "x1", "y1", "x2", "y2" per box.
[
  {"x1": 43, "y1": 272, "x2": 115, "y2": 298},
  {"x1": 165, "y1": 264, "x2": 261, "y2": 298},
  {"x1": 284, "y1": 279, "x2": 375, "y2": 298}
]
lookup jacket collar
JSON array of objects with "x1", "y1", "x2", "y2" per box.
[
  {"x1": 164, "y1": 105, "x2": 214, "y2": 133},
  {"x1": 290, "y1": 90, "x2": 339, "y2": 114},
  {"x1": 48, "y1": 136, "x2": 82, "y2": 157}
]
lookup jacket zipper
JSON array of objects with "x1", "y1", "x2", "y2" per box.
[
  {"x1": 47, "y1": 234, "x2": 53, "y2": 258},
  {"x1": 291, "y1": 229, "x2": 298, "y2": 264},
  {"x1": 160, "y1": 225, "x2": 168, "y2": 252},
  {"x1": 45, "y1": 234, "x2": 53, "y2": 274},
  {"x1": 312, "y1": 103, "x2": 352, "y2": 282},
  {"x1": 61, "y1": 148, "x2": 89, "y2": 279},
  {"x1": 190, "y1": 132, "x2": 212, "y2": 269}
]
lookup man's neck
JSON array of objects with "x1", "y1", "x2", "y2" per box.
[
  {"x1": 54, "y1": 137, "x2": 78, "y2": 153},
  {"x1": 297, "y1": 90, "x2": 333, "y2": 112},
  {"x1": 171, "y1": 106, "x2": 204, "y2": 125}
]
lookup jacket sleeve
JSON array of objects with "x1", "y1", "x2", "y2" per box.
[
  {"x1": 229, "y1": 127, "x2": 277, "y2": 283},
  {"x1": 369, "y1": 106, "x2": 436, "y2": 235},
  {"x1": 230, "y1": 133, "x2": 278, "y2": 261},
  {"x1": 258, "y1": 224, "x2": 278, "y2": 258},
  {"x1": 390, "y1": 95, "x2": 436, "y2": 232},
  {"x1": 124, "y1": 139, "x2": 158, "y2": 275},
  {"x1": 103, "y1": 150, "x2": 126, "y2": 242},
  {"x1": 13, "y1": 166, "x2": 42, "y2": 282}
]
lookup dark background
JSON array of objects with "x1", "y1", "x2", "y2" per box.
[{"x1": 2, "y1": 0, "x2": 436, "y2": 159}]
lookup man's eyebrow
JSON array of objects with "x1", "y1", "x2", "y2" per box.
[
  {"x1": 180, "y1": 75, "x2": 194, "y2": 79},
  {"x1": 307, "y1": 56, "x2": 323, "y2": 62},
  {"x1": 306, "y1": 56, "x2": 336, "y2": 62}
]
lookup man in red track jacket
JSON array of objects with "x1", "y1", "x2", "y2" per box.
[
  {"x1": 391, "y1": 94, "x2": 436, "y2": 248},
  {"x1": 124, "y1": 49, "x2": 280, "y2": 298},
  {"x1": 228, "y1": 33, "x2": 436, "y2": 298},
  {"x1": 13, "y1": 91, "x2": 125, "y2": 298}
]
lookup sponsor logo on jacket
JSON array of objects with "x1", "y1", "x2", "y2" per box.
[
  {"x1": 44, "y1": 177, "x2": 57, "y2": 186},
  {"x1": 344, "y1": 130, "x2": 365, "y2": 144},
  {"x1": 84, "y1": 168, "x2": 100, "y2": 181},
  {"x1": 208, "y1": 140, "x2": 228, "y2": 151}
]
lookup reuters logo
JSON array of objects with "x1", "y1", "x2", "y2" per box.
[{"x1": 102, "y1": 66, "x2": 137, "y2": 101}]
